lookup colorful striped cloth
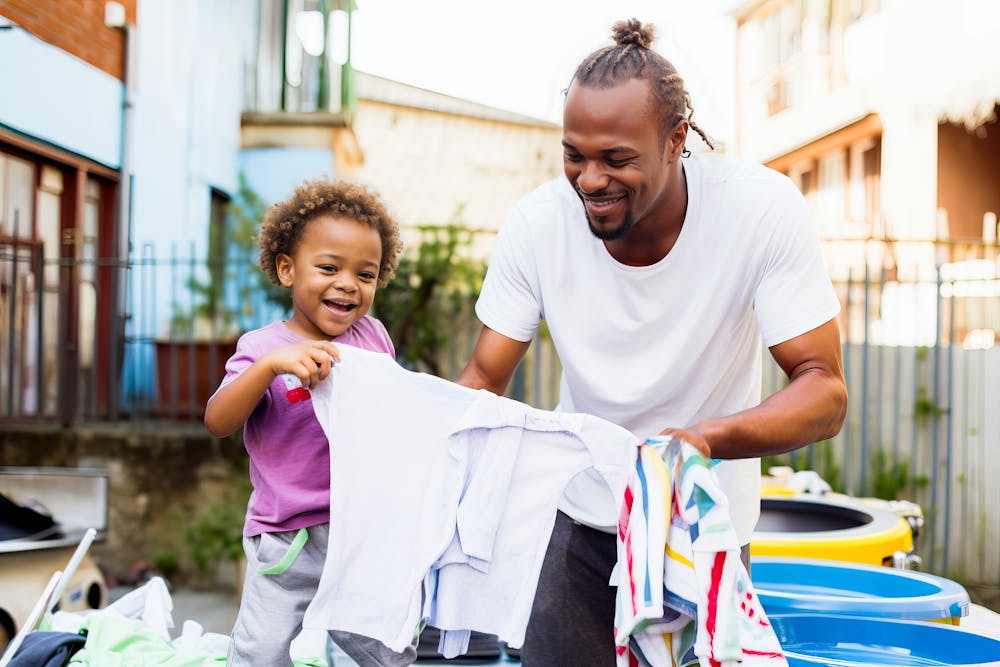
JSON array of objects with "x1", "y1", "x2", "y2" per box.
[{"x1": 614, "y1": 437, "x2": 787, "y2": 667}]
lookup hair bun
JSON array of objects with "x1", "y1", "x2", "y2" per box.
[{"x1": 611, "y1": 18, "x2": 654, "y2": 49}]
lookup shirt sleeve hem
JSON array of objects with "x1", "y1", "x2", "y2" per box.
[{"x1": 760, "y1": 302, "x2": 841, "y2": 348}]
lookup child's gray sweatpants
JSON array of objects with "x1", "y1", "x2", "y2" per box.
[{"x1": 228, "y1": 523, "x2": 414, "y2": 666}]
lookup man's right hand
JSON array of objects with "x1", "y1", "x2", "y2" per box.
[{"x1": 657, "y1": 426, "x2": 712, "y2": 459}]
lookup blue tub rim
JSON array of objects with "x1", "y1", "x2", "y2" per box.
[
  {"x1": 752, "y1": 556, "x2": 969, "y2": 620},
  {"x1": 771, "y1": 613, "x2": 1000, "y2": 667}
]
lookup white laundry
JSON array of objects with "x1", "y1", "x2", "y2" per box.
[{"x1": 302, "y1": 344, "x2": 639, "y2": 653}]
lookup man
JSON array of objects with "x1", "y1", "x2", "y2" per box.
[{"x1": 456, "y1": 18, "x2": 848, "y2": 667}]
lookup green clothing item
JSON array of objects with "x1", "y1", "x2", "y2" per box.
[
  {"x1": 67, "y1": 615, "x2": 224, "y2": 667},
  {"x1": 65, "y1": 615, "x2": 324, "y2": 666}
]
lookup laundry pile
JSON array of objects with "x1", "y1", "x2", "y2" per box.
[{"x1": 4, "y1": 578, "x2": 324, "y2": 667}]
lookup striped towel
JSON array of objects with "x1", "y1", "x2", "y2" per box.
[{"x1": 614, "y1": 437, "x2": 787, "y2": 667}]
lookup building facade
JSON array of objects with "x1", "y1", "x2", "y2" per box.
[
  {"x1": 0, "y1": 0, "x2": 563, "y2": 424},
  {"x1": 734, "y1": 0, "x2": 1000, "y2": 348},
  {"x1": 0, "y1": 0, "x2": 136, "y2": 423},
  {"x1": 734, "y1": 0, "x2": 1000, "y2": 581}
]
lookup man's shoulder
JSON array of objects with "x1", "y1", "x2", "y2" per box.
[{"x1": 691, "y1": 152, "x2": 794, "y2": 191}]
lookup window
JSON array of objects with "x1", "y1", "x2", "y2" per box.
[
  {"x1": 1, "y1": 152, "x2": 35, "y2": 239},
  {"x1": 250, "y1": 0, "x2": 353, "y2": 113}
]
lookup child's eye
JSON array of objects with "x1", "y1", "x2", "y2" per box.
[
  {"x1": 359, "y1": 272, "x2": 376, "y2": 281},
  {"x1": 319, "y1": 264, "x2": 338, "y2": 273}
]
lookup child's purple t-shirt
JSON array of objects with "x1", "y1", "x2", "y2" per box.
[{"x1": 218, "y1": 316, "x2": 395, "y2": 536}]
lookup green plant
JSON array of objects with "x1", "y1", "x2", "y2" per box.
[
  {"x1": 169, "y1": 173, "x2": 290, "y2": 338},
  {"x1": 183, "y1": 472, "x2": 251, "y2": 576},
  {"x1": 913, "y1": 385, "x2": 948, "y2": 428},
  {"x1": 870, "y1": 448, "x2": 911, "y2": 500},
  {"x1": 152, "y1": 549, "x2": 180, "y2": 579},
  {"x1": 376, "y1": 215, "x2": 487, "y2": 375},
  {"x1": 184, "y1": 502, "x2": 246, "y2": 574},
  {"x1": 226, "y1": 173, "x2": 292, "y2": 317}
]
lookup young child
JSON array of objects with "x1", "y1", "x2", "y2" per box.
[{"x1": 205, "y1": 179, "x2": 403, "y2": 666}]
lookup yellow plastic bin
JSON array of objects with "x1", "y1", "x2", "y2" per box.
[{"x1": 750, "y1": 495, "x2": 913, "y2": 566}]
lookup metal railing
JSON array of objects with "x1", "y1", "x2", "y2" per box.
[{"x1": 2, "y1": 237, "x2": 999, "y2": 585}]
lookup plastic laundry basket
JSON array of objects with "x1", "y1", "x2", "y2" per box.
[
  {"x1": 771, "y1": 614, "x2": 1000, "y2": 666},
  {"x1": 752, "y1": 557, "x2": 969, "y2": 625}
]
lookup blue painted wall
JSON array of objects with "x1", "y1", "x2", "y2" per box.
[
  {"x1": 0, "y1": 23, "x2": 122, "y2": 167},
  {"x1": 239, "y1": 147, "x2": 337, "y2": 207}
]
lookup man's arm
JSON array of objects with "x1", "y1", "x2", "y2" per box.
[
  {"x1": 456, "y1": 326, "x2": 531, "y2": 394},
  {"x1": 667, "y1": 318, "x2": 847, "y2": 459}
]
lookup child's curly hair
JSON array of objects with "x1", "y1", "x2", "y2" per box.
[{"x1": 257, "y1": 179, "x2": 402, "y2": 288}]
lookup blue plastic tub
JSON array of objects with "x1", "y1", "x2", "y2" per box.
[
  {"x1": 772, "y1": 614, "x2": 1000, "y2": 666},
  {"x1": 752, "y1": 557, "x2": 969, "y2": 623}
]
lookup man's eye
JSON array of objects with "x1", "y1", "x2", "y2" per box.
[
  {"x1": 564, "y1": 153, "x2": 583, "y2": 162},
  {"x1": 607, "y1": 158, "x2": 632, "y2": 167}
]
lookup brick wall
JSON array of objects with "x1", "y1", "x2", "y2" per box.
[{"x1": 0, "y1": 0, "x2": 137, "y2": 80}]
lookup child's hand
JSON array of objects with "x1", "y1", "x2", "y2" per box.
[{"x1": 264, "y1": 341, "x2": 340, "y2": 388}]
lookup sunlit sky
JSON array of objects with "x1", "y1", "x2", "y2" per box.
[{"x1": 350, "y1": 0, "x2": 736, "y2": 141}]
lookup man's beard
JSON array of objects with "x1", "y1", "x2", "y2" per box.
[{"x1": 587, "y1": 211, "x2": 636, "y2": 241}]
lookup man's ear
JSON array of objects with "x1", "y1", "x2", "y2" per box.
[
  {"x1": 276, "y1": 253, "x2": 294, "y2": 287},
  {"x1": 668, "y1": 120, "x2": 689, "y2": 161}
]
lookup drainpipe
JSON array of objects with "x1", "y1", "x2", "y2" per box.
[{"x1": 105, "y1": 1, "x2": 135, "y2": 418}]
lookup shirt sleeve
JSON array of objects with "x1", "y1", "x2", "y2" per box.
[
  {"x1": 219, "y1": 332, "x2": 258, "y2": 387},
  {"x1": 753, "y1": 177, "x2": 841, "y2": 347},
  {"x1": 475, "y1": 206, "x2": 543, "y2": 343},
  {"x1": 211, "y1": 332, "x2": 271, "y2": 417},
  {"x1": 370, "y1": 317, "x2": 396, "y2": 359}
]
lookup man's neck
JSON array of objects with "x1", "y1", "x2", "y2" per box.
[{"x1": 604, "y1": 163, "x2": 688, "y2": 267}]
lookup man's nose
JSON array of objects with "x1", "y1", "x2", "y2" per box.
[{"x1": 577, "y1": 160, "x2": 608, "y2": 193}]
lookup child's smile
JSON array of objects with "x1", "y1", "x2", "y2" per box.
[{"x1": 277, "y1": 214, "x2": 383, "y2": 340}]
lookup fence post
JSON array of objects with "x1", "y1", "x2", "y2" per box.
[
  {"x1": 6, "y1": 212, "x2": 20, "y2": 417},
  {"x1": 860, "y1": 261, "x2": 871, "y2": 495},
  {"x1": 929, "y1": 264, "x2": 943, "y2": 570},
  {"x1": 943, "y1": 269, "x2": 956, "y2": 574}
]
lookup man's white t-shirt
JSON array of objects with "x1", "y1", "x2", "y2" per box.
[{"x1": 475, "y1": 153, "x2": 841, "y2": 545}]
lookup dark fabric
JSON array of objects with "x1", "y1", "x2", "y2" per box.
[
  {"x1": 8, "y1": 631, "x2": 86, "y2": 667},
  {"x1": 329, "y1": 629, "x2": 417, "y2": 667},
  {"x1": 521, "y1": 511, "x2": 753, "y2": 666},
  {"x1": 521, "y1": 511, "x2": 619, "y2": 667},
  {"x1": 414, "y1": 626, "x2": 500, "y2": 660},
  {"x1": 0, "y1": 492, "x2": 60, "y2": 541}
]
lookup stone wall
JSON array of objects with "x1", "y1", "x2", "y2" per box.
[{"x1": 0, "y1": 422, "x2": 248, "y2": 585}]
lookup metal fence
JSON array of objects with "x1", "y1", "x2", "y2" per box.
[
  {"x1": 120, "y1": 242, "x2": 287, "y2": 420},
  {"x1": 2, "y1": 237, "x2": 999, "y2": 585}
]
